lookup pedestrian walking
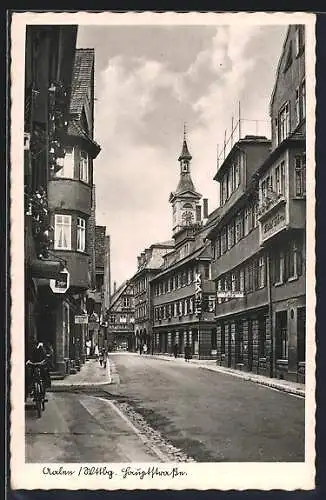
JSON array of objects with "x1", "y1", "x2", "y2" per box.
[
  {"x1": 173, "y1": 343, "x2": 178, "y2": 358},
  {"x1": 143, "y1": 344, "x2": 148, "y2": 354},
  {"x1": 184, "y1": 344, "x2": 192, "y2": 362},
  {"x1": 99, "y1": 350, "x2": 104, "y2": 366}
]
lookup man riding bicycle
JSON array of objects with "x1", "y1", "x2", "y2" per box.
[{"x1": 25, "y1": 341, "x2": 51, "y2": 402}]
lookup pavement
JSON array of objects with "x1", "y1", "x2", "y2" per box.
[
  {"x1": 25, "y1": 391, "x2": 161, "y2": 462},
  {"x1": 145, "y1": 353, "x2": 306, "y2": 398},
  {"x1": 50, "y1": 357, "x2": 112, "y2": 388}
]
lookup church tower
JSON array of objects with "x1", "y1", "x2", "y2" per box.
[{"x1": 169, "y1": 125, "x2": 202, "y2": 239}]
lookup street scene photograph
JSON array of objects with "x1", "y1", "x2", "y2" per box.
[{"x1": 9, "y1": 10, "x2": 316, "y2": 491}]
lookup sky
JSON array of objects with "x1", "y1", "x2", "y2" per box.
[{"x1": 77, "y1": 23, "x2": 287, "y2": 288}]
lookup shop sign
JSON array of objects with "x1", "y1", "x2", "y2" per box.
[
  {"x1": 261, "y1": 207, "x2": 286, "y2": 242},
  {"x1": 49, "y1": 268, "x2": 70, "y2": 294},
  {"x1": 216, "y1": 291, "x2": 245, "y2": 299},
  {"x1": 75, "y1": 315, "x2": 88, "y2": 325}
]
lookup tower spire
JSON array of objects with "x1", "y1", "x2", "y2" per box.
[{"x1": 178, "y1": 123, "x2": 192, "y2": 162}]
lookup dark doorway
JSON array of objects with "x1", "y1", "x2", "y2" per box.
[{"x1": 247, "y1": 319, "x2": 253, "y2": 371}]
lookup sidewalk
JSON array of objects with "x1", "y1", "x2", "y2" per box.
[
  {"x1": 146, "y1": 353, "x2": 305, "y2": 397},
  {"x1": 50, "y1": 358, "x2": 112, "y2": 389}
]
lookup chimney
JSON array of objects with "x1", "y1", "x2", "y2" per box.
[
  {"x1": 196, "y1": 205, "x2": 202, "y2": 222},
  {"x1": 203, "y1": 198, "x2": 209, "y2": 219}
]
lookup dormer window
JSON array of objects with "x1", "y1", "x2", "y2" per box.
[
  {"x1": 295, "y1": 25, "x2": 305, "y2": 57},
  {"x1": 79, "y1": 151, "x2": 89, "y2": 183}
]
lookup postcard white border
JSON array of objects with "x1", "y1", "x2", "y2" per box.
[{"x1": 10, "y1": 10, "x2": 316, "y2": 490}]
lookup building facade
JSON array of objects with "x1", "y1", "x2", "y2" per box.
[
  {"x1": 38, "y1": 48, "x2": 101, "y2": 375},
  {"x1": 24, "y1": 26, "x2": 78, "y2": 364},
  {"x1": 105, "y1": 281, "x2": 135, "y2": 351},
  {"x1": 207, "y1": 25, "x2": 306, "y2": 383},
  {"x1": 257, "y1": 24, "x2": 306, "y2": 382},
  {"x1": 151, "y1": 136, "x2": 218, "y2": 359},
  {"x1": 207, "y1": 136, "x2": 272, "y2": 375},
  {"x1": 131, "y1": 240, "x2": 175, "y2": 353}
]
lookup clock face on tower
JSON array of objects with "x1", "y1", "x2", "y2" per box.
[{"x1": 182, "y1": 210, "x2": 194, "y2": 225}]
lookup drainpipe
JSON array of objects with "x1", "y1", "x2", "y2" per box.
[{"x1": 267, "y1": 251, "x2": 274, "y2": 378}]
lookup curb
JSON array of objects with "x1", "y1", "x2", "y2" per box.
[{"x1": 147, "y1": 354, "x2": 305, "y2": 398}]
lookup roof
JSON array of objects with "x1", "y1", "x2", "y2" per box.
[
  {"x1": 175, "y1": 172, "x2": 196, "y2": 194},
  {"x1": 151, "y1": 243, "x2": 210, "y2": 281},
  {"x1": 69, "y1": 48, "x2": 94, "y2": 119},
  {"x1": 269, "y1": 27, "x2": 291, "y2": 114},
  {"x1": 178, "y1": 139, "x2": 192, "y2": 161},
  {"x1": 108, "y1": 280, "x2": 129, "y2": 311},
  {"x1": 67, "y1": 120, "x2": 101, "y2": 156},
  {"x1": 151, "y1": 239, "x2": 175, "y2": 248}
]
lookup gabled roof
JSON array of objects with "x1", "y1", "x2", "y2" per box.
[
  {"x1": 108, "y1": 280, "x2": 129, "y2": 311},
  {"x1": 67, "y1": 120, "x2": 101, "y2": 156},
  {"x1": 151, "y1": 243, "x2": 210, "y2": 281},
  {"x1": 69, "y1": 48, "x2": 94, "y2": 119}
]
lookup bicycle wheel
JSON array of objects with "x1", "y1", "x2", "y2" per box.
[{"x1": 33, "y1": 381, "x2": 42, "y2": 418}]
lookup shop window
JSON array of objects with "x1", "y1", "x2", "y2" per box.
[
  {"x1": 276, "y1": 311, "x2": 288, "y2": 360},
  {"x1": 258, "y1": 315, "x2": 266, "y2": 357},
  {"x1": 77, "y1": 217, "x2": 86, "y2": 252},
  {"x1": 221, "y1": 324, "x2": 226, "y2": 354},
  {"x1": 211, "y1": 328, "x2": 217, "y2": 350},
  {"x1": 54, "y1": 214, "x2": 71, "y2": 250}
]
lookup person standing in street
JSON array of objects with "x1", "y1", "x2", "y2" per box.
[
  {"x1": 184, "y1": 344, "x2": 192, "y2": 362},
  {"x1": 143, "y1": 343, "x2": 148, "y2": 354},
  {"x1": 173, "y1": 343, "x2": 178, "y2": 358}
]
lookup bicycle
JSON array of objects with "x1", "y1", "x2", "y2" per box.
[{"x1": 26, "y1": 359, "x2": 47, "y2": 418}]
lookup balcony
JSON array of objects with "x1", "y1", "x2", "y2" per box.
[
  {"x1": 215, "y1": 287, "x2": 268, "y2": 319},
  {"x1": 258, "y1": 191, "x2": 286, "y2": 222},
  {"x1": 48, "y1": 178, "x2": 92, "y2": 216}
]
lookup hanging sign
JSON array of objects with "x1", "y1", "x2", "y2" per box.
[
  {"x1": 49, "y1": 268, "x2": 70, "y2": 294},
  {"x1": 75, "y1": 315, "x2": 88, "y2": 324}
]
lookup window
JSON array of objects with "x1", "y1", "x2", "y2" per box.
[
  {"x1": 231, "y1": 273, "x2": 236, "y2": 292},
  {"x1": 252, "y1": 203, "x2": 258, "y2": 228},
  {"x1": 120, "y1": 315, "x2": 127, "y2": 324},
  {"x1": 288, "y1": 240, "x2": 302, "y2": 279},
  {"x1": 258, "y1": 256, "x2": 265, "y2": 288},
  {"x1": 301, "y1": 79, "x2": 306, "y2": 120},
  {"x1": 279, "y1": 103, "x2": 290, "y2": 143},
  {"x1": 258, "y1": 315, "x2": 266, "y2": 357},
  {"x1": 56, "y1": 146, "x2": 74, "y2": 178},
  {"x1": 217, "y1": 280, "x2": 222, "y2": 304},
  {"x1": 276, "y1": 311, "x2": 288, "y2": 360},
  {"x1": 295, "y1": 154, "x2": 306, "y2": 197},
  {"x1": 244, "y1": 208, "x2": 250, "y2": 236},
  {"x1": 54, "y1": 214, "x2": 71, "y2": 250},
  {"x1": 235, "y1": 160, "x2": 240, "y2": 187},
  {"x1": 77, "y1": 217, "x2": 86, "y2": 252},
  {"x1": 123, "y1": 297, "x2": 130, "y2": 307},
  {"x1": 261, "y1": 179, "x2": 267, "y2": 200},
  {"x1": 203, "y1": 262, "x2": 211, "y2": 279},
  {"x1": 79, "y1": 151, "x2": 89, "y2": 183},
  {"x1": 274, "y1": 251, "x2": 285, "y2": 284},
  {"x1": 275, "y1": 165, "x2": 280, "y2": 194},
  {"x1": 110, "y1": 315, "x2": 116, "y2": 324},
  {"x1": 228, "y1": 221, "x2": 235, "y2": 248},
  {"x1": 280, "y1": 161, "x2": 286, "y2": 195},
  {"x1": 295, "y1": 88, "x2": 300, "y2": 126},
  {"x1": 239, "y1": 269, "x2": 245, "y2": 292},
  {"x1": 221, "y1": 227, "x2": 227, "y2": 254},
  {"x1": 235, "y1": 212, "x2": 244, "y2": 243}
]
